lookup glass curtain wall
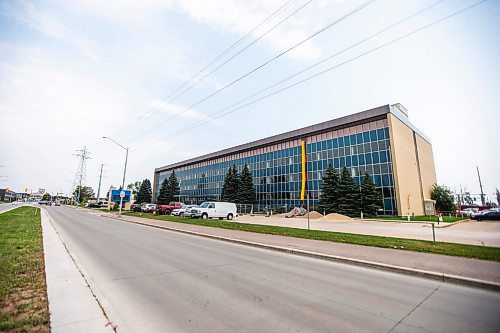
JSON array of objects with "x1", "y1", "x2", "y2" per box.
[{"x1": 157, "y1": 119, "x2": 397, "y2": 215}]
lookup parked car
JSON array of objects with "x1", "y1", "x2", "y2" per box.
[
  {"x1": 458, "y1": 208, "x2": 478, "y2": 217},
  {"x1": 54, "y1": 201, "x2": 61, "y2": 206},
  {"x1": 38, "y1": 200, "x2": 48, "y2": 205},
  {"x1": 471, "y1": 209, "x2": 500, "y2": 221},
  {"x1": 130, "y1": 203, "x2": 143, "y2": 212},
  {"x1": 157, "y1": 201, "x2": 184, "y2": 215},
  {"x1": 172, "y1": 205, "x2": 198, "y2": 217},
  {"x1": 190, "y1": 202, "x2": 237, "y2": 220},
  {"x1": 141, "y1": 203, "x2": 157, "y2": 213},
  {"x1": 86, "y1": 202, "x2": 101, "y2": 208},
  {"x1": 183, "y1": 205, "x2": 199, "y2": 217}
]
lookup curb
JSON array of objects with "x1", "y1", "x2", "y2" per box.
[
  {"x1": 101, "y1": 214, "x2": 500, "y2": 292},
  {"x1": 353, "y1": 218, "x2": 465, "y2": 228}
]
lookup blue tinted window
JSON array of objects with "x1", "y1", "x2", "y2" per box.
[
  {"x1": 350, "y1": 134, "x2": 356, "y2": 145},
  {"x1": 382, "y1": 174, "x2": 389, "y2": 186},
  {"x1": 344, "y1": 135, "x2": 350, "y2": 146},
  {"x1": 333, "y1": 138, "x2": 338, "y2": 148},
  {"x1": 352, "y1": 155, "x2": 358, "y2": 166},
  {"x1": 370, "y1": 130, "x2": 377, "y2": 141},
  {"x1": 384, "y1": 127, "x2": 390, "y2": 138},
  {"x1": 356, "y1": 133, "x2": 363, "y2": 144},
  {"x1": 346, "y1": 156, "x2": 351, "y2": 167},
  {"x1": 363, "y1": 131, "x2": 370, "y2": 142},
  {"x1": 373, "y1": 152, "x2": 380, "y2": 164},
  {"x1": 377, "y1": 128, "x2": 385, "y2": 140},
  {"x1": 384, "y1": 198, "x2": 392, "y2": 210},
  {"x1": 327, "y1": 140, "x2": 333, "y2": 149},
  {"x1": 334, "y1": 158, "x2": 339, "y2": 168},
  {"x1": 365, "y1": 153, "x2": 372, "y2": 164},
  {"x1": 338, "y1": 137, "x2": 344, "y2": 148},
  {"x1": 311, "y1": 144, "x2": 316, "y2": 153},
  {"x1": 306, "y1": 145, "x2": 311, "y2": 153},
  {"x1": 321, "y1": 141, "x2": 326, "y2": 150},
  {"x1": 374, "y1": 175, "x2": 382, "y2": 186},
  {"x1": 340, "y1": 157, "x2": 345, "y2": 168},
  {"x1": 380, "y1": 151, "x2": 387, "y2": 163},
  {"x1": 359, "y1": 154, "x2": 365, "y2": 165}
]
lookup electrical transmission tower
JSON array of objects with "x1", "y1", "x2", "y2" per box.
[{"x1": 72, "y1": 146, "x2": 91, "y2": 203}]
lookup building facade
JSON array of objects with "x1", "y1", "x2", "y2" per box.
[{"x1": 154, "y1": 104, "x2": 437, "y2": 216}]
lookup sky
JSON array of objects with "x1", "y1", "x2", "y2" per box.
[{"x1": 0, "y1": 0, "x2": 498, "y2": 203}]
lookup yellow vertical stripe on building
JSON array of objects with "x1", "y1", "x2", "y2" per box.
[{"x1": 300, "y1": 140, "x2": 306, "y2": 200}]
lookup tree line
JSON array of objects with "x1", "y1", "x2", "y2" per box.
[{"x1": 318, "y1": 165, "x2": 383, "y2": 217}]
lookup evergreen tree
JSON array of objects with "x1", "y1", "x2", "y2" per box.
[
  {"x1": 137, "y1": 179, "x2": 152, "y2": 204},
  {"x1": 337, "y1": 167, "x2": 360, "y2": 216},
  {"x1": 166, "y1": 170, "x2": 180, "y2": 202},
  {"x1": 221, "y1": 165, "x2": 239, "y2": 202},
  {"x1": 238, "y1": 164, "x2": 256, "y2": 204},
  {"x1": 360, "y1": 172, "x2": 383, "y2": 216},
  {"x1": 317, "y1": 165, "x2": 340, "y2": 214},
  {"x1": 157, "y1": 178, "x2": 170, "y2": 204}
]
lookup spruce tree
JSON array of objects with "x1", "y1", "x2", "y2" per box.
[
  {"x1": 238, "y1": 164, "x2": 256, "y2": 204},
  {"x1": 157, "y1": 178, "x2": 170, "y2": 204},
  {"x1": 221, "y1": 165, "x2": 239, "y2": 202},
  {"x1": 337, "y1": 167, "x2": 360, "y2": 216},
  {"x1": 317, "y1": 165, "x2": 340, "y2": 214},
  {"x1": 360, "y1": 172, "x2": 383, "y2": 216},
  {"x1": 137, "y1": 179, "x2": 152, "y2": 204},
  {"x1": 167, "y1": 171, "x2": 180, "y2": 202}
]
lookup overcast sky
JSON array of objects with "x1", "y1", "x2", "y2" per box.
[{"x1": 0, "y1": 0, "x2": 498, "y2": 202}]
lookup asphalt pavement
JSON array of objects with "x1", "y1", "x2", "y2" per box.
[{"x1": 45, "y1": 206, "x2": 500, "y2": 333}]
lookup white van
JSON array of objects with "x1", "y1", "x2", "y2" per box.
[{"x1": 191, "y1": 202, "x2": 237, "y2": 220}]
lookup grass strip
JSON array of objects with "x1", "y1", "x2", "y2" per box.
[
  {"x1": 124, "y1": 212, "x2": 500, "y2": 262},
  {"x1": 370, "y1": 216, "x2": 465, "y2": 223},
  {"x1": 0, "y1": 206, "x2": 50, "y2": 332}
]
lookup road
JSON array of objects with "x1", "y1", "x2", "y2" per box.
[{"x1": 45, "y1": 206, "x2": 500, "y2": 333}]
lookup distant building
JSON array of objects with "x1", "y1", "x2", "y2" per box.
[
  {"x1": 153, "y1": 104, "x2": 437, "y2": 216},
  {"x1": 0, "y1": 189, "x2": 17, "y2": 202}
]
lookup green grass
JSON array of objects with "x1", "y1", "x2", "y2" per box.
[
  {"x1": 123, "y1": 212, "x2": 500, "y2": 262},
  {"x1": 369, "y1": 215, "x2": 465, "y2": 223},
  {"x1": 0, "y1": 207, "x2": 50, "y2": 332}
]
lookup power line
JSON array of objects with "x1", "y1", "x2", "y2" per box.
[
  {"x1": 168, "y1": 0, "x2": 447, "y2": 138},
  {"x1": 117, "y1": 0, "x2": 299, "y2": 137},
  {"x1": 124, "y1": 0, "x2": 376, "y2": 143},
  {"x1": 140, "y1": 0, "x2": 486, "y2": 147}
]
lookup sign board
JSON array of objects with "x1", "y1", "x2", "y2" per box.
[{"x1": 111, "y1": 190, "x2": 131, "y2": 202}]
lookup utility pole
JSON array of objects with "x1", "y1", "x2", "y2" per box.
[
  {"x1": 477, "y1": 166, "x2": 485, "y2": 206},
  {"x1": 96, "y1": 164, "x2": 103, "y2": 204},
  {"x1": 73, "y1": 147, "x2": 91, "y2": 204}
]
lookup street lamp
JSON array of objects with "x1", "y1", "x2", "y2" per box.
[{"x1": 103, "y1": 136, "x2": 129, "y2": 217}]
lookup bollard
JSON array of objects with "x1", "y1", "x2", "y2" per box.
[{"x1": 432, "y1": 223, "x2": 436, "y2": 242}]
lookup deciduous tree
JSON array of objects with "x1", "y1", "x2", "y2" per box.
[{"x1": 431, "y1": 184, "x2": 455, "y2": 212}]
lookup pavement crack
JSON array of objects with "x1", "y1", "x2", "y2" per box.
[{"x1": 388, "y1": 285, "x2": 440, "y2": 333}]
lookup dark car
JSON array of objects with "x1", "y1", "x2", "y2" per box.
[
  {"x1": 471, "y1": 210, "x2": 500, "y2": 221},
  {"x1": 130, "y1": 203, "x2": 143, "y2": 212}
]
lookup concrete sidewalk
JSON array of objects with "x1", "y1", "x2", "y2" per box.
[
  {"x1": 42, "y1": 208, "x2": 115, "y2": 332},
  {"x1": 100, "y1": 211, "x2": 500, "y2": 291}
]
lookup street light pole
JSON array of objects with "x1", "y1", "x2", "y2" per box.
[{"x1": 103, "y1": 137, "x2": 129, "y2": 218}]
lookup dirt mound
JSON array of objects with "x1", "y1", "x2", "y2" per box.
[
  {"x1": 301, "y1": 211, "x2": 322, "y2": 219},
  {"x1": 319, "y1": 213, "x2": 353, "y2": 221}
]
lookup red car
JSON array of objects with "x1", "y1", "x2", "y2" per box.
[{"x1": 156, "y1": 202, "x2": 184, "y2": 215}]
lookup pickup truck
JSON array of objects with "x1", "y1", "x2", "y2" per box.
[{"x1": 156, "y1": 201, "x2": 184, "y2": 215}]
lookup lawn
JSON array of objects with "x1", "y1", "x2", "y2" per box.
[
  {"x1": 0, "y1": 206, "x2": 50, "y2": 332},
  {"x1": 123, "y1": 212, "x2": 500, "y2": 262}
]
